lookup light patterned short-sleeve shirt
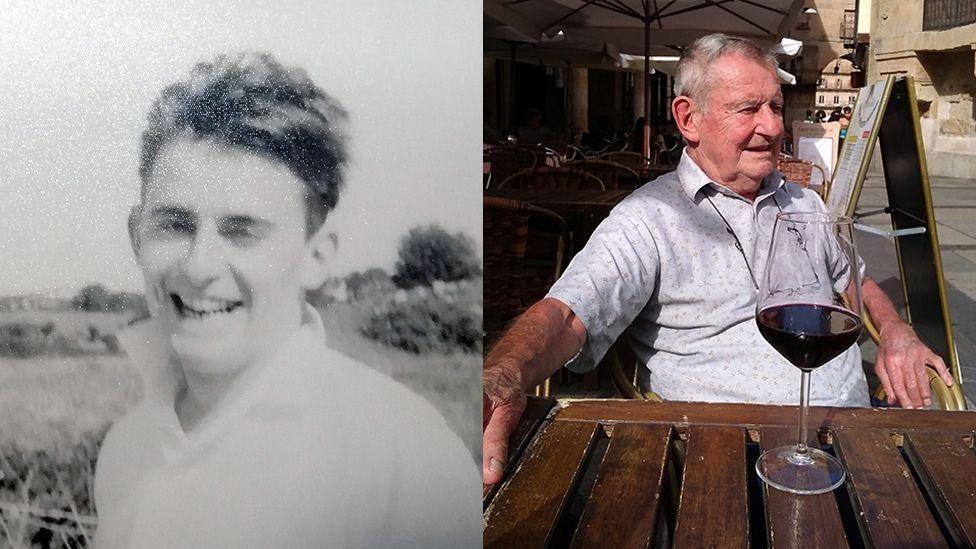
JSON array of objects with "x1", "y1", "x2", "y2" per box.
[{"x1": 547, "y1": 151, "x2": 870, "y2": 406}]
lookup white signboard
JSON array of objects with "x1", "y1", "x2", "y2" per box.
[{"x1": 797, "y1": 136, "x2": 833, "y2": 186}]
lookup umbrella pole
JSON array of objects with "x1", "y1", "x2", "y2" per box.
[
  {"x1": 642, "y1": 12, "x2": 651, "y2": 161},
  {"x1": 509, "y1": 42, "x2": 517, "y2": 134}
]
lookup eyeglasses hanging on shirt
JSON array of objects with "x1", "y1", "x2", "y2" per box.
[{"x1": 703, "y1": 189, "x2": 822, "y2": 295}]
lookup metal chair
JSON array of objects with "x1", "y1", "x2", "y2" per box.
[
  {"x1": 485, "y1": 146, "x2": 538, "y2": 189},
  {"x1": 565, "y1": 159, "x2": 641, "y2": 190},
  {"x1": 601, "y1": 150, "x2": 656, "y2": 171},
  {"x1": 847, "y1": 296, "x2": 965, "y2": 411},
  {"x1": 498, "y1": 166, "x2": 606, "y2": 191},
  {"x1": 484, "y1": 196, "x2": 570, "y2": 397},
  {"x1": 778, "y1": 157, "x2": 829, "y2": 198},
  {"x1": 607, "y1": 339, "x2": 662, "y2": 401},
  {"x1": 658, "y1": 135, "x2": 683, "y2": 165}
]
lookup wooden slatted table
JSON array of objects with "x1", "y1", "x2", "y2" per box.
[{"x1": 484, "y1": 399, "x2": 976, "y2": 548}]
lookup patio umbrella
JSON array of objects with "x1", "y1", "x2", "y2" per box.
[
  {"x1": 486, "y1": 0, "x2": 805, "y2": 157},
  {"x1": 485, "y1": 23, "x2": 624, "y2": 132},
  {"x1": 619, "y1": 37, "x2": 804, "y2": 85}
]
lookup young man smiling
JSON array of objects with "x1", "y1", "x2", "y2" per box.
[{"x1": 94, "y1": 53, "x2": 478, "y2": 548}]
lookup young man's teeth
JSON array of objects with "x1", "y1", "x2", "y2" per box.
[{"x1": 178, "y1": 296, "x2": 240, "y2": 316}]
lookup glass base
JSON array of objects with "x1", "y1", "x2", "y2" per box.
[{"x1": 756, "y1": 446, "x2": 846, "y2": 495}]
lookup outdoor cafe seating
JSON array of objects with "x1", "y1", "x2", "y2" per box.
[
  {"x1": 600, "y1": 150, "x2": 655, "y2": 171},
  {"x1": 564, "y1": 159, "x2": 641, "y2": 190},
  {"x1": 485, "y1": 145, "x2": 538, "y2": 188},
  {"x1": 484, "y1": 196, "x2": 570, "y2": 396},
  {"x1": 498, "y1": 166, "x2": 605, "y2": 191}
]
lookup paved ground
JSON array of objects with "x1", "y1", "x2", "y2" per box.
[{"x1": 854, "y1": 171, "x2": 976, "y2": 408}]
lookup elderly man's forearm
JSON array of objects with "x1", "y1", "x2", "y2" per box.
[
  {"x1": 861, "y1": 277, "x2": 906, "y2": 334},
  {"x1": 484, "y1": 298, "x2": 586, "y2": 391}
]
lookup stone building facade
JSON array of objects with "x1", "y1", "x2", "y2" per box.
[
  {"x1": 781, "y1": 0, "x2": 859, "y2": 125},
  {"x1": 815, "y1": 58, "x2": 859, "y2": 114},
  {"x1": 869, "y1": 0, "x2": 976, "y2": 178}
]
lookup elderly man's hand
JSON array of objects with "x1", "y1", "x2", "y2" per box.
[
  {"x1": 483, "y1": 362, "x2": 527, "y2": 486},
  {"x1": 875, "y1": 322, "x2": 953, "y2": 408}
]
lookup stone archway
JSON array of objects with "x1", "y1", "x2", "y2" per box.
[{"x1": 814, "y1": 58, "x2": 858, "y2": 122}]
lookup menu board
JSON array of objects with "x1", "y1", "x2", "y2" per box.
[
  {"x1": 824, "y1": 75, "x2": 963, "y2": 396},
  {"x1": 826, "y1": 77, "x2": 893, "y2": 216}
]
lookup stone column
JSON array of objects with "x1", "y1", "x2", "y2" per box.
[
  {"x1": 484, "y1": 58, "x2": 497, "y2": 129},
  {"x1": 569, "y1": 67, "x2": 589, "y2": 133}
]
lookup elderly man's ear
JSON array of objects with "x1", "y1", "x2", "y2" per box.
[
  {"x1": 672, "y1": 96, "x2": 701, "y2": 146},
  {"x1": 300, "y1": 227, "x2": 338, "y2": 290}
]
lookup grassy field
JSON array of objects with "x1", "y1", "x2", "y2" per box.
[
  {"x1": 0, "y1": 311, "x2": 133, "y2": 336},
  {"x1": 0, "y1": 300, "x2": 480, "y2": 547}
]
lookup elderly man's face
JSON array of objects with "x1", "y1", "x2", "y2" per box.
[
  {"x1": 695, "y1": 53, "x2": 783, "y2": 187},
  {"x1": 132, "y1": 137, "x2": 325, "y2": 379}
]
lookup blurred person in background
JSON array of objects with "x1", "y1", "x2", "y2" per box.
[
  {"x1": 517, "y1": 108, "x2": 557, "y2": 145},
  {"x1": 626, "y1": 117, "x2": 666, "y2": 159}
]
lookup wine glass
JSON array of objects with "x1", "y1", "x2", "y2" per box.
[{"x1": 755, "y1": 212, "x2": 864, "y2": 494}]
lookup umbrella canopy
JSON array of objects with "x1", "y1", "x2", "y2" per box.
[
  {"x1": 619, "y1": 37, "x2": 804, "y2": 85},
  {"x1": 486, "y1": 0, "x2": 805, "y2": 156},
  {"x1": 484, "y1": 24, "x2": 622, "y2": 68}
]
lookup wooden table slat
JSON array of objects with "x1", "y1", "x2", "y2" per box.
[
  {"x1": 903, "y1": 430, "x2": 976, "y2": 547},
  {"x1": 569, "y1": 424, "x2": 672, "y2": 549},
  {"x1": 673, "y1": 425, "x2": 749, "y2": 548},
  {"x1": 760, "y1": 427, "x2": 849, "y2": 548},
  {"x1": 556, "y1": 399, "x2": 973, "y2": 431},
  {"x1": 833, "y1": 428, "x2": 946, "y2": 547},
  {"x1": 484, "y1": 420, "x2": 600, "y2": 548},
  {"x1": 483, "y1": 398, "x2": 557, "y2": 504}
]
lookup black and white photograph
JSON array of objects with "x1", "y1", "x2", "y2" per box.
[{"x1": 0, "y1": 2, "x2": 481, "y2": 547}]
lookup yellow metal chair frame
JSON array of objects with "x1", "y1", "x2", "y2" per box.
[{"x1": 859, "y1": 306, "x2": 965, "y2": 410}]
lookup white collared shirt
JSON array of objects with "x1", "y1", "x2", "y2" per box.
[
  {"x1": 547, "y1": 150, "x2": 870, "y2": 406},
  {"x1": 94, "y1": 305, "x2": 479, "y2": 548}
]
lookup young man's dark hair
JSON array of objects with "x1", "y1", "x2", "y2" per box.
[{"x1": 139, "y1": 52, "x2": 350, "y2": 233}]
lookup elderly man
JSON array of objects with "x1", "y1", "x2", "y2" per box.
[
  {"x1": 94, "y1": 52, "x2": 478, "y2": 547},
  {"x1": 483, "y1": 34, "x2": 954, "y2": 484}
]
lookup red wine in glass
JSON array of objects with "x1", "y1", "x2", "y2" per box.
[{"x1": 757, "y1": 303, "x2": 863, "y2": 371}]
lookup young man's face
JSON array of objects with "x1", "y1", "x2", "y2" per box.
[{"x1": 132, "y1": 137, "x2": 326, "y2": 378}]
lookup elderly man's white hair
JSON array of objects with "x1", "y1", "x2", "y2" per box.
[{"x1": 674, "y1": 34, "x2": 780, "y2": 112}]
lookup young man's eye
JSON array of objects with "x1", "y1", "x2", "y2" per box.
[
  {"x1": 218, "y1": 220, "x2": 265, "y2": 243},
  {"x1": 221, "y1": 226, "x2": 259, "y2": 241},
  {"x1": 154, "y1": 217, "x2": 194, "y2": 235}
]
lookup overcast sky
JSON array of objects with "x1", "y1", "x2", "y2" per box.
[{"x1": 0, "y1": 1, "x2": 479, "y2": 295}]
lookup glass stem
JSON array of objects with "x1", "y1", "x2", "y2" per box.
[{"x1": 796, "y1": 370, "x2": 811, "y2": 457}]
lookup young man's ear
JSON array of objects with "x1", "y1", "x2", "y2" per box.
[
  {"x1": 672, "y1": 95, "x2": 701, "y2": 146},
  {"x1": 128, "y1": 205, "x2": 143, "y2": 262},
  {"x1": 300, "y1": 227, "x2": 338, "y2": 290}
]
